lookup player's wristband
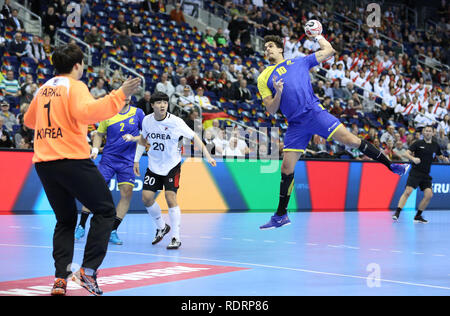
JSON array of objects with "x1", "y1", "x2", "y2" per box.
[
  {"x1": 134, "y1": 144, "x2": 145, "y2": 162},
  {"x1": 314, "y1": 35, "x2": 324, "y2": 42},
  {"x1": 91, "y1": 147, "x2": 99, "y2": 156}
]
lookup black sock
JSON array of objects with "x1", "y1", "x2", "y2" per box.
[
  {"x1": 276, "y1": 173, "x2": 295, "y2": 216},
  {"x1": 395, "y1": 207, "x2": 401, "y2": 215},
  {"x1": 358, "y1": 139, "x2": 392, "y2": 170},
  {"x1": 416, "y1": 210, "x2": 423, "y2": 217},
  {"x1": 79, "y1": 211, "x2": 90, "y2": 228},
  {"x1": 112, "y1": 217, "x2": 122, "y2": 231}
]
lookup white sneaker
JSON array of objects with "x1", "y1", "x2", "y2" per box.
[{"x1": 166, "y1": 237, "x2": 181, "y2": 249}]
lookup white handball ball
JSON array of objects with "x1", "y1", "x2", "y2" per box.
[{"x1": 304, "y1": 19, "x2": 322, "y2": 36}]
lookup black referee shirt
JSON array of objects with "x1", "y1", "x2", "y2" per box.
[{"x1": 409, "y1": 139, "x2": 442, "y2": 175}]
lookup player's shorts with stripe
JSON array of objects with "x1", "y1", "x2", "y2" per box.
[
  {"x1": 143, "y1": 162, "x2": 181, "y2": 193},
  {"x1": 283, "y1": 104, "x2": 343, "y2": 152},
  {"x1": 97, "y1": 157, "x2": 136, "y2": 187}
]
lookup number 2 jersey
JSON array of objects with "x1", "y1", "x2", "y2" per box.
[
  {"x1": 97, "y1": 106, "x2": 145, "y2": 164},
  {"x1": 24, "y1": 76, "x2": 127, "y2": 163},
  {"x1": 141, "y1": 113, "x2": 195, "y2": 176}
]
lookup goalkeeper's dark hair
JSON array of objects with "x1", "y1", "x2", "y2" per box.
[
  {"x1": 264, "y1": 35, "x2": 284, "y2": 53},
  {"x1": 150, "y1": 91, "x2": 169, "y2": 104}
]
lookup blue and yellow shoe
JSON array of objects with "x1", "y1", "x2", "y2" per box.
[
  {"x1": 109, "y1": 230, "x2": 123, "y2": 245},
  {"x1": 259, "y1": 214, "x2": 291, "y2": 230},
  {"x1": 74, "y1": 225, "x2": 85, "y2": 241},
  {"x1": 391, "y1": 163, "x2": 410, "y2": 176}
]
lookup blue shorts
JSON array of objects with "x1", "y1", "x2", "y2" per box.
[
  {"x1": 98, "y1": 157, "x2": 135, "y2": 187},
  {"x1": 283, "y1": 104, "x2": 343, "y2": 153}
]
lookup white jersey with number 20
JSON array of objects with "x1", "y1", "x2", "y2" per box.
[{"x1": 141, "y1": 113, "x2": 195, "y2": 176}]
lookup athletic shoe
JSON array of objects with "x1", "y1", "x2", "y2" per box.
[
  {"x1": 392, "y1": 211, "x2": 401, "y2": 221},
  {"x1": 414, "y1": 215, "x2": 428, "y2": 224},
  {"x1": 152, "y1": 224, "x2": 171, "y2": 245},
  {"x1": 51, "y1": 278, "x2": 67, "y2": 296},
  {"x1": 109, "y1": 230, "x2": 123, "y2": 245},
  {"x1": 166, "y1": 237, "x2": 181, "y2": 249},
  {"x1": 391, "y1": 163, "x2": 410, "y2": 176},
  {"x1": 74, "y1": 225, "x2": 85, "y2": 241},
  {"x1": 72, "y1": 268, "x2": 103, "y2": 296},
  {"x1": 259, "y1": 214, "x2": 291, "y2": 230}
]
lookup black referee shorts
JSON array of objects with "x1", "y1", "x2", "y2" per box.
[{"x1": 406, "y1": 172, "x2": 432, "y2": 191}]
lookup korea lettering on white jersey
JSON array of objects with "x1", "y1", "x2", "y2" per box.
[{"x1": 141, "y1": 113, "x2": 195, "y2": 176}]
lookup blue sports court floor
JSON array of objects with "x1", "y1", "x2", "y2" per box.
[{"x1": 1, "y1": 211, "x2": 450, "y2": 296}]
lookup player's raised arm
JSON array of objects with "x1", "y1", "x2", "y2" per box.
[{"x1": 304, "y1": 20, "x2": 335, "y2": 63}]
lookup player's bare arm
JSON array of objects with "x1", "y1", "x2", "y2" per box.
[
  {"x1": 193, "y1": 133, "x2": 216, "y2": 167},
  {"x1": 405, "y1": 149, "x2": 421, "y2": 164},
  {"x1": 133, "y1": 135, "x2": 148, "y2": 176},
  {"x1": 312, "y1": 36, "x2": 335, "y2": 63},
  {"x1": 263, "y1": 78, "x2": 284, "y2": 115},
  {"x1": 90, "y1": 132, "x2": 105, "y2": 159}
]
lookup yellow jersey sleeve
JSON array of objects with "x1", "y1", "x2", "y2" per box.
[
  {"x1": 97, "y1": 120, "x2": 108, "y2": 134},
  {"x1": 257, "y1": 67, "x2": 275, "y2": 102}
]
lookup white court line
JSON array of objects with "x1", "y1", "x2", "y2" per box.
[{"x1": 1, "y1": 243, "x2": 450, "y2": 291}]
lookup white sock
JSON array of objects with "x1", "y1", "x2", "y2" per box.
[
  {"x1": 146, "y1": 202, "x2": 165, "y2": 230},
  {"x1": 168, "y1": 206, "x2": 181, "y2": 240}
]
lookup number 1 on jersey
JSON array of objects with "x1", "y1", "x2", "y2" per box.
[{"x1": 44, "y1": 101, "x2": 51, "y2": 127}]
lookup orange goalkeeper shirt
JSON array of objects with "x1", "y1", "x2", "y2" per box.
[{"x1": 24, "y1": 76, "x2": 126, "y2": 163}]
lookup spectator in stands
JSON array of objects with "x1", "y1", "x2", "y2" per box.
[
  {"x1": 178, "y1": 86, "x2": 195, "y2": 110},
  {"x1": 17, "y1": 135, "x2": 32, "y2": 149},
  {"x1": 110, "y1": 69, "x2": 124, "y2": 90},
  {"x1": 330, "y1": 99, "x2": 344, "y2": 117},
  {"x1": 142, "y1": 0, "x2": 161, "y2": 13},
  {"x1": 332, "y1": 80, "x2": 346, "y2": 101},
  {"x1": 90, "y1": 78, "x2": 107, "y2": 99},
  {"x1": 341, "y1": 99, "x2": 359, "y2": 123},
  {"x1": 170, "y1": 3, "x2": 186, "y2": 25},
  {"x1": 221, "y1": 81, "x2": 237, "y2": 103},
  {"x1": 184, "y1": 108, "x2": 200, "y2": 131},
  {"x1": 113, "y1": 12, "x2": 128, "y2": 35},
  {"x1": 215, "y1": 71, "x2": 228, "y2": 94},
  {"x1": 0, "y1": 70, "x2": 21, "y2": 99},
  {"x1": 203, "y1": 128, "x2": 216, "y2": 156},
  {"x1": 80, "y1": 0, "x2": 91, "y2": 19},
  {"x1": 184, "y1": 59, "x2": 199, "y2": 78},
  {"x1": 204, "y1": 70, "x2": 217, "y2": 92},
  {"x1": 203, "y1": 28, "x2": 217, "y2": 48},
  {"x1": 214, "y1": 27, "x2": 228, "y2": 47},
  {"x1": 115, "y1": 29, "x2": 135, "y2": 54},
  {"x1": 389, "y1": 139, "x2": 407, "y2": 162},
  {"x1": 236, "y1": 79, "x2": 253, "y2": 104},
  {"x1": 0, "y1": 100, "x2": 16, "y2": 132},
  {"x1": 231, "y1": 38, "x2": 243, "y2": 58},
  {"x1": 380, "y1": 125, "x2": 396, "y2": 145},
  {"x1": 436, "y1": 128, "x2": 449, "y2": 151},
  {"x1": 7, "y1": 32, "x2": 27, "y2": 59},
  {"x1": 26, "y1": 35, "x2": 46, "y2": 64},
  {"x1": 42, "y1": 35, "x2": 53, "y2": 58},
  {"x1": 205, "y1": 119, "x2": 221, "y2": 139},
  {"x1": 194, "y1": 86, "x2": 217, "y2": 110},
  {"x1": 314, "y1": 80, "x2": 325, "y2": 102},
  {"x1": 437, "y1": 114, "x2": 449, "y2": 136},
  {"x1": 84, "y1": 26, "x2": 104, "y2": 50},
  {"x1": 155, "y1": 72, "x2": 175, "y2": 97},
  {"x1": 20, "y1": 74, "x2": 34, "y2": 99},
  {"x1": 175, "y1": 77, "x2": 192, "y2": 96},
  {"x1": 6, "y1": 9, "x2": 24, "y2": 33},
  {"x1": 128, "y1": 16, "x2": 144, "y2": 38},
  {"x1": 136, "y1": 91, "x2": 152, "y2": 115},
  {"x1": 21, "y1": 82, "x2": 38, "y2": 104},
  {"x1": 187, "y1": 67, "x2": 205, "y2": 91},
  {"x1": 0, "y1": 129, "x2": 13, "y2": 148},
  {"x1": 42, "y1": 6, "x2": 61, "y2": 42},
  {"x1": 1, "y1": 0, "x2": 12, "y2": 19},
  {"x1": 224, "y1": 135, "x2": 244, "y2": 157}
]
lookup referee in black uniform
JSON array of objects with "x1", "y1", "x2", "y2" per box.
[{"x1": 393, "y1": 125, "x2": 449, "y2": 223}]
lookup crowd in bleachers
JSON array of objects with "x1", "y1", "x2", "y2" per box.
[{"x1": 0, "y1": 0, "x2": 449, "y2": 161}]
